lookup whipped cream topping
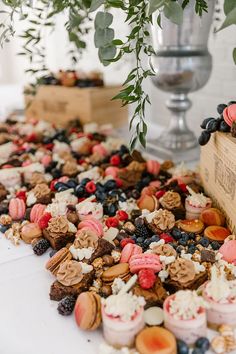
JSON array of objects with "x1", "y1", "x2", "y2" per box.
[
  {"x1": 78, "y1": 166, "x2": 101, "y2": 183},
  {"x1": 68, "y1": 221, "x2": 77, "y2": 233},
  {"x1": 71, "y1": 137, "x2": 90, "y2": 152},
  {"x1": 69, "y1": 245, "x2": 94, "y2": 261},
  {"x1": 186, "y1": 186, "x2": 210, "y2": 208},
  {"x1": 79, "y1": 262, "x2": 93, "y2": 274},
  {"x1": 159, "y1": 255, "x2": 175, "y2": 265},
  {"x1": 172, "y1": 162, "x2": 193, "y2": 177},
  {"x1": 118, "y1": 199, "x2": 137, "y2": 216},
  {"x1": 99, "y1": 343, "x2": 139, "y2": 354},
  {"x1": 102, "y1": 137, "x2": 123, "y2": 153},
  {"x1": 102, "y1": 292, "x2": 145, "y2": 322},
  {"x1": 169, "y1": 290, "x2": 206, "y2": 320},
  {"x1": 181, "y1": 251, "x2": 205, "y2": 274},
  {"x1": 205, "y1": 265, "x2": 236, "y2": 303},
  {"x1": 111, "y1": 278, "x2": 126, "y2": 295},
  {"x1": 53, "y1": 189, "x2": 78, "y2": 205},
  {"x1": 76, "y1": 197, "x2": 103, "y2": 220},
  {"x1": 53, "y1": 141, "x2": 70, "y2": 154},
  {"x1": 46, "y1": 202, "x2": 67, "y2": 217},
  {"x1": 26, "y1": 191, "x2": 37, "y2": 206},
  {"x1": 159, "y1": 269, "x2": 169, "y2": 282},
  {"x1": 83, "y1": 123, "x2": 98, "y2": 133}
]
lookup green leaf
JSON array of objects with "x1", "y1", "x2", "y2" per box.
[
  {"x1": 233, "y1": 48, "x2": 236, "y2": 65},
  {"x1": 139, "y1": 132, "x2": 146, "y2": 148},
  {"x1": 224, "y1": 0, "x2": 236, "y2": 15},
  {"x1": 217, "y1": 7, "x2": 236, "y2": 31},
  {"x1": 95, "y1": 12, "x2": 113, "y2": 29},
  {"x1": 156, "y1": 13, "x2": 162, "y2": 28},
  {"x1": 94, "y1": 28, "x2": 114, "y2": 48},
  {"x1": 130, "y1": 136, "x2": 137, "y2": 152},
  {"x1": 147, "y1": 0, "x2": 165, "y2": 16},
  {"x1": 99, "y1": 45, "x2": 116, "y2": 62},
  {"x1": 164, "y1": 1, "x2": 183, "y2": 25},
  {"x1": 90, "y1": 0, "x2": 104, "y2": 12},
  {"x1": 112, "y1": 39, "x2": 123, "y2": 45}
]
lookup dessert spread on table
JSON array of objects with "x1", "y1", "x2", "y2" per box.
[{"x1": 1, "y1": 116, "x2": 236, "y2": 354}]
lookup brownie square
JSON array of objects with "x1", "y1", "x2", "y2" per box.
[
  {"x1": 43, "y1": 229, "x2": 75, "y2": 250},
  {"x1": 164, "y1": 271, "x2": 208, "y2": 294}
]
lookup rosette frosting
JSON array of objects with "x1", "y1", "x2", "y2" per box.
[{"x1": 57, "y1": 260, "x2": 83, "y2": 286}]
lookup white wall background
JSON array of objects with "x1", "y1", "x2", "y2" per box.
[{"x1": 0, "y1": 0, "x2": 235, "y2": 136}]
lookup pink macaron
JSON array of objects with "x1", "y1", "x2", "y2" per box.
[
  {"x1": 92, "y1": 143, "x2": 108, "y2": 157},
  {"x1": 141, "y1": 185, "x2": 157, "y2": 196},
  {"x1": 120, "y1": 243, "x2": 142, "y2": 263},
  {"x1": 219, "y1": 240, "x2": 236, "y2": 264},
  {"x1": 58, "y1": 176, "x2": 69, "y2": 183},
  {"x1": 129, "y1": 253, "x2": 162, "y2": 273},
  {"x1": 104, "y1": 166, "x2": 119, "y2": 178},
  {"x1": 78, "y1": 216, "x2": 103, "y2": 237},
  {"x1": 223, "y1": 104, "x2": 236, "y2": 127},
  {"x1": 30, "y1": 203, "x2": 46, "y2": 223},
  {"x1": 146, "y1": 160, "x2": 161, "y2": 176},
  {"x1": 9, "y1": 198, "x2": 26, "y2": 220}
]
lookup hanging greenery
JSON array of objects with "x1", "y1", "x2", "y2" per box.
[{"x1": 0, "y1": 0, "x2": 236, "y2": 150}]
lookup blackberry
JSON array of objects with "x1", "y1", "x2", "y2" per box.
[
  {"x1": 57, "y1": 296, "x2": 76, "y2": 316},
  {"x1": 33, "y1": 238, "x2": 50, "y2": 256},
  {"x1": 135, "y1": 222, "x2": 150, "y2": 239},
  {"x1": 211, "y1": 241, "x2": 220, "y2": 250},
  {"x1": 199, "y1": 237, "x2": 209, "y2": 248},
  {"x1": 217, "y1": 104, "x2": 227, "y2": 115}
]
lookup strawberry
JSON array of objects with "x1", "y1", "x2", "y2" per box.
[
  {"x1": 179, "y1": 183, "x2": 188, "y2": 193},
  {"x1": 155, "y1": 190, "x2": 166, "y2": 199},
  {"x1": 115, "y1": 178, "x2": 123, "y2": 188},
  {"x1": 85, "y1": 181, "x2": 96, "y2": 194},
  {"x1": 25, "y1": 133, "x2": 37, "y2": 143},
  {"x1": 16, "y1": 190, "x2": 26, "y2": 202},
  {"x1": 110, "y1": 154, "x2": 121, "y2": 166},
  {"x1": 160, "y1": 233, "x2": 174, "y2": 243},
  {"x1": 120, "y1": 238, "x2": 135, "y2": 248},
  {"x1": 105, "y1": 217, "x2": 119, "y2": 228},
  {"x1": 50, "y1": 179, "x2": 58, "y2": 191},
  {"x1": 117, "y1": 210, "x2": 128, "y2": 221},
  {"x1": 38, "y1": 212, "x2": 52, "y2": 229},
  {"x1": 138, "y1": 269, "x2": 156, "y2": 289}
]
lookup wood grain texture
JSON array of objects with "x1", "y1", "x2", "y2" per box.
[{"x1": 25, "y1": 85, "x2": 128, "y2": 128}]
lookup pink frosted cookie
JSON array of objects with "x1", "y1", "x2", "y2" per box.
[
  {"x1": 105, "y1": 166, "x2": 119, "y2": 178},
  {"x1": 129, "y1": 253, "x2": 162, "y2": 273},
  {"x1": 219, "y1": 240, "x2": 236, "y2": 264},
  {"x1": 30, "y1": 204, "x2": 46, "y2": 223},
  {"x1": 146, "y1": 160, "x2": 160, "y2": 176},
  {"x1": 78, "y1": 217, "x2": 103, "y2": 238},
  {"x1": 9, "y1": 198, "x2": 26, "y2": 220},
  {"x1": 120, "y1": 243, "x2": 142, "y2": 263}
]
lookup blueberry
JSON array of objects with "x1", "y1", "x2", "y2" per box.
[
  {"x1": 135, "y1": 181, "x2": 144, "y2": 191},
  {"x1": 195, "y1": 337, "x2": 210, "y2": 352},
  {"x1": 228, "y1": 100, "x2": 236, "y2": 105},
  {"x1": 54, "y1": 182, "x2": 66, "y2": 190},
  {"x1": 105, "y1": 204, "x2": 117, "y2": 216},
  {"x1": 120, "y1": 145, "x2": 129, "y2": 154},
  {"x1": 219, "y1": 120, "x2": 230, "y2": 132},
  {"x1": 142, "y1": 176, "x2": 151, "y2": 186},
  {"x1": 200, "y1": 117, "x2": 215, "y2": 129},
  {"x1": 179, "y1": 234, "x2": 189, "y2": 246},
  {"x1": 66, "y1": 180, "x2": 78, "y2": 188},
  {"x1": 150, "y1": 235, "x2": 160, "y2": 242},
  {"x1": 144, "y1": 238, "x2": 152, "y2": 247},
  {"x1": 131, "y1": 189, "x2": 140, "y2": 199},
  {"x1": 177, "y1": 339, "x2": 189, "y2": 354},
  {"x1": 80, "y1": 178, "x2": 91, "y2": 186},
  {"x1": 108, "y1": 190, "x2": 119, "y2": 197},
  {"x1": 0, "y1": 224, "x2": 9, "y2": 233},
  {"x1": 198, "y1": 131, "x2": 211, "y2": 146},
  {"x1": 188, "y1": 232, "x2": 196, "y2": 240},
  {"x1": 199, "y1": 237, "x2": 209, "y2": 247},
  {"x1": 51, "y1": 168, "x2": 61, "y2": 179},
  {"x1": 104, "y1": 180, "x2": 117, "y2": 191},
  {"x1": 217, "y1": 103, "x2": 227, "y2": 115},
  {"x1": 206, "y1": 119, "x2": 219, "y2": 133},
  {"x1": 211, "y1": 241, "x2": 220, "y2": 250},
  {"x1": 75, "y1": 185, "x2": 85, "y2": 197},
  {"x1": 192, "y1": 349, "x2": 204, "y2": 354},
  {"x1": 172, "y1": 227, "x2": 182, "y2": 240},
  {"x1": 96, "y1": 182, "x2": 104, "y2": 192},
  {"x1": 57, "y1": 186, "x2": 69, "y2": 192},
  {"x1": 95, "y1": 191, "x2": 106, "y2": 202},
  {"x1": 119, "y1": 196, "x2": 126, "y2": 202},
  {"x1": 131, "y1": 235, "x2": 137, "y2": 241},
  {"x1": 188, "y1": 244, "x2": 196, "y2": 254},
  {"x1": 136, "y1": 237, "x2": 144, "y2": 244}
]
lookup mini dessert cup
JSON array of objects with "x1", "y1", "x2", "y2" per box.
[
  {"x1": 101, "y1": 305, "x2": 144, "y2": 348},
  {"x1": 185, "y1": 187, "x2": 212, "y2": 220},
  {"x1": 203, "y1": 280, "x2": 236, "y2": 329},
  {"x1": 163, "y1": 293, "x2": 207, "y2": 345}
]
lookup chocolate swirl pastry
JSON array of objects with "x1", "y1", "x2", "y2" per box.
[
  {"x1": 30, "y1": 172, "x2": 47, "y2": 186},
  {"x1": 169, "y1": 259, "x2": 195, "y2": 285},
  {"x1": 159, "y1": 191, "x2": 181, "y2": 210},
  {"x1": 152, "y1": 244, "x2": 177, "y2": 258},
  {"x1": 74, "y1": 229, "x2": 98, "y2": 249},
  {"x1": 148, "y1": 209, "x2": 175, "y2": 233},
  {"x1": 47, "y1": 216, "x2": 69, "y2": 234},
  {"x1": 62, "y1": 161, "x2": 78, "y2": 177},
  {"x1": 57, "y1": 260, "x2": 83, "y2": 286},
  {"x1": 33, "y1": 183, "x2": 51, "y2": 203}
]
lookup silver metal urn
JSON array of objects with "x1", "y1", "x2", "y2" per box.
[{"x1": 148, "y1": 0, "x2": 216, "y2": 161}]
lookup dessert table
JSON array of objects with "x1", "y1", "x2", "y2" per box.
[{"x1": 0, "y1": 233, "x2": 217, "y2": 354}]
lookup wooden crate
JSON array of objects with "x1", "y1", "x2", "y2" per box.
[
  {"x1": 25, "y1": 85, "x2": 128, "y2": 128},
  {"x1": 200, "y1": 132, "x2": 236, "y2": 233}
]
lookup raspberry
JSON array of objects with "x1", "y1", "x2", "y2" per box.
[
  {"x1": 16, "y1": 190, "x2": 26, "y2": 202},
  {"x1": 138, "y1": 269, "x2": 156, "y2": 289},
  {"x1": 44, "y1": 143, "x2": 54, "y2": 150},
  {"x1": 155, "y1": 190, "x2": 166, "y2": 199},
  {"x1": 160, "y1": 233, "x2": 174, "y2": 243},
  {"x1": 25, "y1": 133, "x2": 37, "y2": 142},
  {"x1": 115, "y1": 178, "x2": 123, "y2": 188},
  {"x1": 38, "y1": 212, "x2": 52, "y2": 229},
  {"x1": 85, "y1": 181, "x2": 96, "y2": 194},
  {"x1": 105, "y1": 216, "x2": 119, "y2": 228},
  {"x1": 110, "y1": 154, "x2": 121, "y2": 166},
  {"x1": 120, "y1": 238, "x2": 135, "y2": 248},
  {"x1": 117, "y1": 210, "x2": 128, "y2": 221},
  {"x1": 50, "y1": 179, "x2": 58, "y2": 191},
  {"x1": 179, "y1": 183, "x2": 188, "y2": 193}
]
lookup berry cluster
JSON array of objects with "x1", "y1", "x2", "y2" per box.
[
  {"x1": 198, "y1": 102, "x2": 236, "y2": 146},
  {"x1": 177, "y1": 337, "x2": 210, "y2": 354}
]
